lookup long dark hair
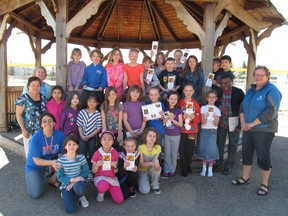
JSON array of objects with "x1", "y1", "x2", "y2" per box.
[
  {"x1": 64, "y1": 91, "x2": 81, "y2": 110},
  {"x1": 103, "y1": 87, "x2": 119, "y2": 113},
  {"x1": 141, "y1": 127, "x2": 160, "y2": 148},
  {"x1": 183, "y1": 55, "x2": 200, "y2": 75}
]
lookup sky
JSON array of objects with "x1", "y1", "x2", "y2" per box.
[{"x1": 6, "y1": 0, "x2": 288, "y2": 70}]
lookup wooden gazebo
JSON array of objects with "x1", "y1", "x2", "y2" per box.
[{"x1": 0, "y1": 0, "x2": 286, "y2": 130}]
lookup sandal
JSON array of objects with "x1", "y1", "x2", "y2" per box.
[
  {"x1": 257, "y1": 184, "x2": 269, "y2": 196},
  {"x1": 49, "y1": 180, "x2": 61, "y2": 189},
  {"x1": 232, "y1": 177, "x2": 250, "y2": 185}
]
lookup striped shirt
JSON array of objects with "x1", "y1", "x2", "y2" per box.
[
  {"x1": 57, "y1": 154, "x2": 89, "y2": 189},
  {"x1": 76, "y1": 109, "x2": 102, "y2": 136}
]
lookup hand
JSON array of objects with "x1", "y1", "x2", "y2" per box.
[
  {"x1": 66, "y1": 182, "x2": 75, "y2": 191},
  {"x1": 132, "y1": 166, "x2": 137, "y2": 172},
  {"x1": 22, "y1": 128, "x2": 30, "y2": 139},
  {"x1": 124, "y1": 161, "x2": 130, "y2": 169},
  {"x1": 219, "y1": 105, "x2": 226, "y2": 113},
  {"x1": 189, "y1": 113, "x2": 195, "y2": 119},
  {"x1": 83, "y1": 85, "x2": 88, "y2": 89},
  {"x1": 68, "y1": 86, "x2": 73, "y2": 91},
  {"x1": 117, "y1": 134, "x2": 122, "y2": 144},
  {"x1": 97, "y1": 160, "x2": 103, "y2": 167},
  {"x1": 71, "y1": 176, "x2": 85, "y2": 182},
  {"x1": 51, "y1": 160, "x2": 60, "y2": 171},
  {"x1": 154, "y1": 159, "x2": 161, "y2": 171},
  {"x1": 111, "y1": 161, "x2": 118, "y2": 169},
  {"x1": 144, "y1": 79, "x2": 149, "y2": 84}
]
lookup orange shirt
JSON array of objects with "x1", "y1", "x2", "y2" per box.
[{"x1": 124, "y1": 64, "x2": 144, "y2": 87}]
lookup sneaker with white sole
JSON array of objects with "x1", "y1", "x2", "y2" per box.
[
  {"x1": 153, "y1": 188, "x2": 161, "y2": 195},
  {"x1": 78, "y1": 196, "x2": 89, "y2": 208},
  {"x1": 87, "y1": 172, "x2": 94, "y2": 181},
  {"x1": 97, "y1": 193, "x2": 104, "y2": 202}
]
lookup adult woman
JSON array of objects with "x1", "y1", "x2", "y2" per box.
[
  {"x1": 16, "y1": 76, "x2": 47, "y2": 157},
  {"x1": 23, "y1": 66, "x2": 52, "y2": 98},
  {"x1": 182, "y1": 55, "x2": 204, "y2": 99},
  {"x1": 232, "y1": 66, "x2": 282, "y2": 196},
  {"x1": 25, "y1": 113, "x2": 65, "y2": 199}
]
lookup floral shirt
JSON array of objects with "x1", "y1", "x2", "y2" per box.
[
  {"x1": 100, "y1": 103, "x2": 123, "y2": 134},
  {"x1": 16, "y1": 93, "x2": 47, "y2": 134}
]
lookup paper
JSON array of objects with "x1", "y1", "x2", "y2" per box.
[
  {"x1": 151, "y1": 41, "x2": 159, "y2": 62},
  {"x1": 205, "y1": 73, "x2": 215, "y2": 87},
  {"x1": 142, "y1": 102, "x2": 163, "y2": 120},
  {"x1": 126, "y1": 129, "x2": 140, "y2": 138},
  {"x1": 181, "y1": 49, "x2": 189, "y2": 62},
  {"x1": 164, "y1": 111, "x2": 172, "y2": 127},
  {"x1": 126, "y1": 153, "x2": 135, "y2": 171},
  {"x1": 167, "y1": 76, "x2": 176, "y2": 90},
  {"x1": 102, "y1": 153, "x2": 111, "y2": 171},
  {"x1": 229, "y1": 116, "x2": 239, "y2": 132},
  {"x1": 146, "y1": 68, "x2": 155, "y2": 83},
  {"x1": 186, "y1": 102, "x2": 194, "y2": 114},
  {"x1": 85, "y1": 86, "x2": 95, "y2": 91}
]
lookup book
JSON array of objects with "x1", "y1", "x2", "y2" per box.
[
  {"x1": 141, "y1": 102, "x2": 163, "y2": 120},
  {"x1": 205, "y1": 73, "x2": 215, "y2": 87},
  {"x1": 164, "y1": 111, "x2": 172, "y2": 127},
  {"x1": 228, "y1": 116, "x2": 239, "y2": 132},
  {"x1": 151, "y1": 41, "x2": 159, "y2": 62},
  {"x1": 181, "y1": 49, "x2": 189, "y2": 62},
  {"x1": 126, "y1": 153, "x2": 135, "y2": 171},
  {"x1": 102, "y1": 153, "x2": 111, "y2": 171},
  {"x1": 146, "y1": 68, "x2": 155, "y2": 83}
]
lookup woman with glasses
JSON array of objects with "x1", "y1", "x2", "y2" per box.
[
  {"x1": 232, "y1": 66, "x2": 282, "y2": 196},
  {"x1": 25, "y1": 113, "x2": 65, "y2": 199}
]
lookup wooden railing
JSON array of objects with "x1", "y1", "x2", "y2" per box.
[{"x1": 7, "y1": 86, "x2": 23, "y2": 125}]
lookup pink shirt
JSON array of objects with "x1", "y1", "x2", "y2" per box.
[
  {"x1": 46, "y1": 98, "x2": 65, "y2": 130},
  {"x1": 105, "y1": 62, "x2": 124, "y2": 89},
  {"x1": 91, "y1": 147, "x2": 119, "y2": 178}
]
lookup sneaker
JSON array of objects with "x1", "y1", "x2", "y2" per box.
[
  {"x1": 78, "y1": 196, "x2": 89, "y2": 208},
  {"x1": 153, "y1": 188, "x2": 161, "y2": 195},
  {"x1": 161, "y1": 173, "x2": 169, "y2": 178},
  {"x1": 169, "y1": 172, "x2": 175, "y2": 177},
  {"x1": 97, "y1": 193, "x2": 104, "y2": 202},
  {"x1": 87, "y1": 172, "x2": 94, "y2": 181},
  {"x1": 60, "y1": 192, "x2": 63, "y2": 199},
  {"x1": 221, "y1": 166, "x2": 231, "y2": 175},
  {"x1": 130, "y1": 190, "x2": 136, "y2": 198}
]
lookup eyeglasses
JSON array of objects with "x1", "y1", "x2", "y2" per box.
[
  {"x1": 220, "y1": 81, "x2": 232, "y2": 86},
  {"x1": 254, "y1": 74, "x2": 266, "y2": 78},
  {"x1": 42, "y1": 119, "x2": 54, "y2": 124}
]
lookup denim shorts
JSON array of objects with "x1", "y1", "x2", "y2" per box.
[{"x1": 242, "y1": 131, "x2": 275, "y2": 170}]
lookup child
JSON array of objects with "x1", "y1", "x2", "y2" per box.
[
  {"x1": 153, "y1": 52, "x2": 166, "y2": 77},
  {"x1": 117, "y1": 137, "x2": 140, "y2": 199},
  {"x1": 100, "y1": 87, "x2": 123, "y2": 150},
  {"x1": 91, "y1": 131, "x2": 124, "y2": 204},
  {"x1": 123, "y1": 85, "x2": 146, "y2": 142},
  {"x1": 60, "y1": 91, "x2": 81, "y2": 137},
  {"x1": 123, "y1": 48, "x2": 145, "y2": 93},
  {"x1": 212, "y1": 57, "x2": 222, "y2": 93},
  {"x1": 179, "y1": 84, "x2": 201, "y2": 177},
  {"x1": 142, "y1": 56, "x2": 160, "y2": 97},
  {"x1": 162, "y1": 91, "x2": 183, "y2": 177},
  {"x1": 76, "y1": 94, "x2": 102, "y2": 180},
  {"x1": 214, "y1": 55, "x2": 234, "y2": 82},
  {"x1": 182, "y1": 55, "x2": 204, "y2": 100},
  {"x1": 57, "y1": 135, "x2": 89, "y2": 213},
  {"x1": 138, "y1": 128, "x2": 162, "y2": 194},
  {"x1": 174, "y1": 49, "x2": 185, "y2": 78},
  {"x1": 158, "y1": 57, "x2": 181, "y2": 99},
  {"x1": 81, "y1": 49, "x2": 107, "y2": 107},
  {"x1": 105, "y1": 48, "x2": 125, "y2": 101},
  {"x1": 67, "y1": 48, "x2": 86, "y2": 92},
  {"x1": 46, "y1": 85, "x2": 65, "y2": 130},
  {"x1": 198, "y1": 90, "x2": 221, "y2": 177}
]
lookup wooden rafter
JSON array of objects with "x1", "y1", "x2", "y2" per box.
[
  {"x1": 244, "y1": 1, "x2": 269, "y2": 10},
  {"x1": 0, "y1": 0, "x2": 35, "y2": 16},
  {"x1": 67, "y1": 0, "x2": 105, "y2": 37},
  {"x1": 36, "y1": 0, "x2": 56, "y2": 36},
  {"x1": 150, "y1": 1, "x2": 178, "y2": 41},
  {"x1": 79, "y1": 0, "x2": 111, "y2": 37},
  {"x1": 10, "y1": 12, "x2": 41, "y2": 32},
  {"x1": 180, "y1": 0, "x2": 203, "y2": 25},
  {"x1": 257, "y1": 24, "x2": 280, "y2": 45},
  {"x1": 214, "y1": 0, "x2": 231, "y2": 21},
  {"x1": 117, "y1": 0, "x2": 120, "y2": 40},
  {"x1": 41, "y1": 39, "x2": 55, "y2": 54},
  {"x1": 145, "y1": 0, "x2": 160, "y2": 40},
  {"x1": 214, "y1": 12, "x2": 230, "y2": 45},
  {"x1": 261, "y1": 17, "x2": 284, "y2": 24},
  {"x1": 97, "y1": 0, "x2": 117, "y2": 39},
  {"x1": 138, "y1": 1, "x2": 145, "y2": 42},
  {"x1": 27, "y1": 33, "x2": 37, "y2": 54},
  {"x1": 0, "y1": 14, "x2": 9, "y2": 42}
]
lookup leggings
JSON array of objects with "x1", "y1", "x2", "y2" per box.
[{"x1": 96, "y1": 180, "x2": 123, "y2": 204}]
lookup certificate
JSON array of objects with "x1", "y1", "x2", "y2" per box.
[
  {"x1": 205, "y1": 73, "x2": 215, "y2": 87},
  {"x1": 102, "y1": 153, "x2": 111, "y2": 170},
  {"x1": 146, "y1": 68, "x2": 155, "y2": 82},
  {"x1": 126, "y1": 153, "x2": 135, "y2": 171}
]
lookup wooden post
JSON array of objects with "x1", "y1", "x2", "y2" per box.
[
  {"x1": 201, "y1": 3, "x2": 216, "y2": 95},
  {"x1": 246, "y1": 29, "x2": 258, "y2": 90},
  {"x1": 0, "y1": 26, "x2": 8, "y2": 131},
  {"x1": 35, "y1": 32, "x2": 41, "y2": 66},
  {"x1": 55, "y1": 0, "x2": 67, "y2": 89}
]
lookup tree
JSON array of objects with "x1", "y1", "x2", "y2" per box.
[
  {"x1": 242, "y1": 61, "x2": 247, "y2": 68},
  {"x1": 8, "y1": 66, "x2": 15, "y2": 76}
]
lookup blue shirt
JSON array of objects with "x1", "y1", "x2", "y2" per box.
[
  {"x1": 82, "y1": 63, "x2": 107, "y2": 89},
  {"x1": 25, "y1": 130, "x2": 65, "y2": 172}
]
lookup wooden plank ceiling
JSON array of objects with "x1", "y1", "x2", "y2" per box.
[{"x1": 3, "y1": 0, "x2": 286, "y2": 50}]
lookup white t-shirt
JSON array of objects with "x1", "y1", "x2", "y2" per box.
[{"x1": 201, "y1": 105, "x2": 221, "y2": 129}]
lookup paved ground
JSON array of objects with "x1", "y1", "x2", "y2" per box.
[{"x1": 0, "y1": 134, "x2": 288, "y2": 216}]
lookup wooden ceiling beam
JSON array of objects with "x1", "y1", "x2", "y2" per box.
[
  {"x1": 225, "y1": 0, "x2": 263, "y2": 32},
  {"x1": 36, "y1": 0, "x2": 56, "y2": 36},
  {"x1": 214, "y1": 12, "x2": 230, "y2": 45},
  {"x1": 41, "y1": 39, "x2": 55, "y2": 54},
  {"x1": 166, "y1": 0, "x2": 205, "y2": 45},
  {"x1": 0, "y1": 14, "x2": 9, "y2": 42},
  {"x1": 214, "y1": 0, "x2": 231, "y2": 21},
  {"x1": 0, "y1": 0, "x2": 35, "y2": 16},
  {"x1": 261, "y1": 17, "x2": 285, "y2": 25},
  {"x1": 67, "y1": 0, "x2": 105, "y2": 37},
  {"x1": 257, "y1": 24, "x2": 280, "y2": 45},
  {"x1": 244, "y1": 1, "x2": 269, "y2": 10},
  {"x1": 79, "y1": 0, "x2": 111, "y2": 37},
  {"x1": 96, "y1": 0, "x2": 117, "y2": 39},
  {"x1": 150, "y1": 1, "x2": 178, "y2": 41},
  {"x1": 145, "y1": 0, "x2": 161, "y2": 40},
  {"x1": 138, "y1": 2, "x2": 145, "y2": 42},
  {"x1": 180, "y1": 0, "x2": 203, "y2": 25},
  {"x1": 10, "y1": 12, "x2": 41, "y2": 32}
]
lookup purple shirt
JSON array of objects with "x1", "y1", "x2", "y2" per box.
[
  {"x1": 67, "y1": 61, "x2": 86, "y2": 90},
  {"x1": 60, "y1": 107, "x2": 79, "y2": 137},
  {"x1": 123, "y1": 101, "x2": 145, "y2": 130},
  {"x1": 165, "y1": 107, "x2": 183, "y2": 136}
]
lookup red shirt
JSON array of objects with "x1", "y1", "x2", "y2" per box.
[{"x1": 124, "y1": 64, "x2": 144, "y2": 87}]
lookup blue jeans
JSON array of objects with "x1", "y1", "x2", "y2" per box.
[
  {"x1": 80, "y1": 137, "x2": 96, "y2": 170},
  {"x1": 26, "y1": 168, "x2": 45, "y2": 199},
  {"x1": 61, "y1": 181, "x2": 87, "y2": 214},
  {"x1": 242, "y1": 131, "x2": 275, "y2": 170}
]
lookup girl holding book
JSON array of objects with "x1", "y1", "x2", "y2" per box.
[
  {"x1": 179, "y1": 84, "x2": 201, "y2": 177},
  {"x1": 198, "y1": 90, "x2": 221, "y2": 177},
  {"x1": 91, "y1": 131, "x2": 123, "y2": 204}
]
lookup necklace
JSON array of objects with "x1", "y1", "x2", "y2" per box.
[{"x1": 44, "y1": 134, "x2": 54, "y2": 156}]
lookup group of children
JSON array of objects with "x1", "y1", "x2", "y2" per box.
[{"x1": 40, "y1": 47, "x2": 235, "y2": 213}]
